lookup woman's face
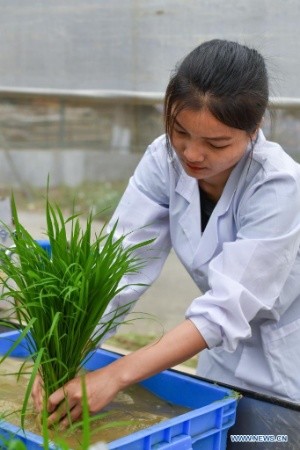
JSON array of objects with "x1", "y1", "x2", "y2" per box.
[{"x1": 171, "y1": 108, "x2": 254, "y2": 195}]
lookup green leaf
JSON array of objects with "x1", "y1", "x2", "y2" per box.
[
  {"x1": 7, "y1": 440, "x2": 28, "y2": 450},
  {"x1": 20, "y1": 347, "x2": 44, "y2": 429},
  {"x1": 0, "y1": 191, "x2": 154, "y2": 413}
]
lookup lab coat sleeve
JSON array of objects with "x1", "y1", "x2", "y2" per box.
[
  {"x1": 186, "y1": 172, "x2": 300, "y2": 352},
  {"x1": 97, "y1": 139, "x2": 172, "y2": 339}
]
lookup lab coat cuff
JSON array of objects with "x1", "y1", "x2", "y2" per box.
[{"x1": 187, "y1": 315, "x2": 223, "y2": 349}]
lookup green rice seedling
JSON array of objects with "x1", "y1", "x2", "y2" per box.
[
  {"x1": 0, "y1": 195, "x2": 154, "y2": 428},
  {"x1": 0, "y1": 438, "x2": 27, "y2": 450}
]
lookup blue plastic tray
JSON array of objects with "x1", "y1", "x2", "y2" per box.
[{"x1": 0, "y1": 331, "x2": 237, "y2": 449}]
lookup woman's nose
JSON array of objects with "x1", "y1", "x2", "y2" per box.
[{"x1": 183, "y1": 142, "x2": 205, "y2": 163}]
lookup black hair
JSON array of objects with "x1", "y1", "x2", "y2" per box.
[{"x1": 164, "y1": 39, "x2": 269, "y2": 145}]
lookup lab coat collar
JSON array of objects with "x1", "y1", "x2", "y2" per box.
[
  {"x1": 174, "y1": 163, "x2": 196, "y2": 201},
  {"x1": 174, "y1": 138, "x2": 253, "y2": 204},
  {"x1": 175, "y1": 143, "x2": 253, "y2": 266}
]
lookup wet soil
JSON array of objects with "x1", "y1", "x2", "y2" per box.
[{"x1": 0, "y1": 357, "x2": 189, "y2": 448}]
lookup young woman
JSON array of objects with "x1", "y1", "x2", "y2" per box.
[{"x1": 33, "y1": 39, "x2": 300, "y2": 427}]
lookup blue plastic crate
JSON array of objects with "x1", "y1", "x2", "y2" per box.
[
  {"x1": 35, "y1": 239, "x2": 52, "y2": 256},
  {"x1": 0, "y1": 331, "x2": 237, "y2": 449}
]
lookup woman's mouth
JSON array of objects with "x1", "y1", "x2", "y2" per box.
[{"x1": 185, "y1": 162, "x2": 206, "y2": 171}]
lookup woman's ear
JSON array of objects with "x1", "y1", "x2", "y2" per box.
[
  {"x1": 250, "y1": 120, "x2": 262, "y2": 141},
  {"x1": 256, "y1": 117, "x2": 264, "y2": 134}
]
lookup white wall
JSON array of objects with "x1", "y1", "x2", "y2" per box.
[{"x1": 0, "y1": 1, "x2": 299, "y2": 96}]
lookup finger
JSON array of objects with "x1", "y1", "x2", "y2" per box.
[
  {"x1": 47, "y1": 400, "x2": 69, "y2": 427},
  {"x1": 59, "y1": 405, "x2": 82, "y2": 430},
  {"x1": 47, "y1": 392, "x2": 79, "y2": 428},
  {"x1": 48, "y1": 388, "x2": 66, "y2": 414},
  {"x1": 33, "y1": 393, "x2": 43, "y2": 413},
  {"x1": 32, "y1": 378, "x2": 43, "y2": 412}
]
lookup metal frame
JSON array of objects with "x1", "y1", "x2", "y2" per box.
[{"x1": 0, "y1": 87, "x2": 300, "y2": 110}]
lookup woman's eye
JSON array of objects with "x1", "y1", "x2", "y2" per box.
[
  {"x1": 174, "y1": 128, "x2": 187, "y2": 135},
  {"x1": 208, "y1": 142, "x2": 230, "y2": 149}
]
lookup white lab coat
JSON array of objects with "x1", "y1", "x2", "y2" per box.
[{"x1": 105, "y1": 130, "x2": 300, "y2": 403}]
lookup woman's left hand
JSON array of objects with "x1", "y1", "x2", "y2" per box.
[{"x1": 31, "y1": 373, "x2": 44, "y2": 412}]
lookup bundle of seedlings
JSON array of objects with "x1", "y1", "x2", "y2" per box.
[{"x1": 0, "y1": 196, "x2": 153, "y2": 429}]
